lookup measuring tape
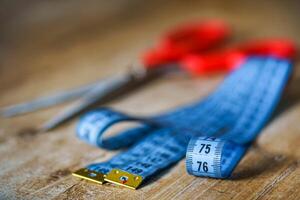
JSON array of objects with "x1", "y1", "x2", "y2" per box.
[{"x1": 73, "y1": 57, "x2": 292, "y2": 189}]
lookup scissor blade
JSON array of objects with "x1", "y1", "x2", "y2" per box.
[
  {"x1": 40, "y1": 68, "x2": 156, "y2": 132},
  {"x1": 0, "y1": 81, "x2": 100, "y2": 117}
]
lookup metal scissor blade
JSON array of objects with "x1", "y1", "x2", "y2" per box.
[
  {"x1": 0, "y1": 81, "x2": 101, "y2": 117},
  {"x1": 40, "y1": 68, "x2": 159, "y2": 132}
]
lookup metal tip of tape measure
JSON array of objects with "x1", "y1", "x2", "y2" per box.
[
  {"x1": 72, "y1": 168, "x2": 106, "y2": 184},
  {"x1": 105, "y1": 169, "x2": 143, "y2": 190}
]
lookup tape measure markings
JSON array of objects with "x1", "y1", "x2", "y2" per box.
[
  {"x1": 74, "y1": 57, "x2": 266, "y2": 185},
  {"x1": 73, "y1": 57, "x2": 292, "y2": 189}
]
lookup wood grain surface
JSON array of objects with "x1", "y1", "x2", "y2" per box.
[{"x1": 0, "y1": 0, "x2": 299, "y2": 199}]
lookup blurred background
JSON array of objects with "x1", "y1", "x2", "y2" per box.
[
  {"x1": 1, "y1": 0, "x2": 300, "y2": 125},
  {"x1": 1, "y1": 1, "x2": 300, "y2": 199},
  {"x1": 1, "y1": 0, "x2": 299, "y2": 126},
  {"x1": 1, "y1": 0, "x2": 299, "y2": 94}
]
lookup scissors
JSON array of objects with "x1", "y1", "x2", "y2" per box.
[{"x1": 1, "y1": 20, "x2": 296, "y2": 131}]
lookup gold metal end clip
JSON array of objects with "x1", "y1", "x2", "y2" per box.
[
  {"x1": 72, "y1": 168, "x2": 106, "y2": 184},
  {"x1": 105, "y1": 169, "x2": 143, "y2": 190}
]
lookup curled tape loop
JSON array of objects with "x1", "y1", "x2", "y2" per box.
[{"x1": 76, "y1": 108, "x2": 156, "y2": 149}]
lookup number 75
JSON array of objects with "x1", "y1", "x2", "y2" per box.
[{"x1": 199, "y1": 143, "x2": 211, "y2": 154}]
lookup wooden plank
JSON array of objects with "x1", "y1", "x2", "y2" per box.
[{"x1": 0, "y1": 0, "x2": 299, "y2": 199}]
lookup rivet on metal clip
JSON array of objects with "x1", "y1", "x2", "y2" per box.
[
  {"x1": 105, "y1": 169, "x2": 143, "y2": 189},
  {"x1": 72, "y1": 168, "x2": 106, "y2": 184}
]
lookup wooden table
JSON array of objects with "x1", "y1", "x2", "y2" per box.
[{"x1": 1, "y1": 0, "x2": 299, "y2": 199}]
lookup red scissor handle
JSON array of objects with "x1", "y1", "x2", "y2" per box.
[
  {"x1": 181, "y1": 50, "x2": 246, "y2": 75},
  {"x1": 142, "y1": 20, "x2": 297, "y2": 76},
  {"x1": 181, "y1": 39, "x2": 297, "y2": 76},
  {"x1": 239, "y1": 39, "x2": 296, "y2": 59},
  {"x1": 142, "y1": 20, "x2": 230, "y2": 67}
]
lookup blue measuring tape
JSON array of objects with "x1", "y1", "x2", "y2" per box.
[{"x1": 72, "y1": 57, "x2": 292, "y2": 189}]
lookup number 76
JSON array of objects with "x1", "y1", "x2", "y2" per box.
[{"x1": 197, "y1": 161, "x2": 208, "y2": 172}]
